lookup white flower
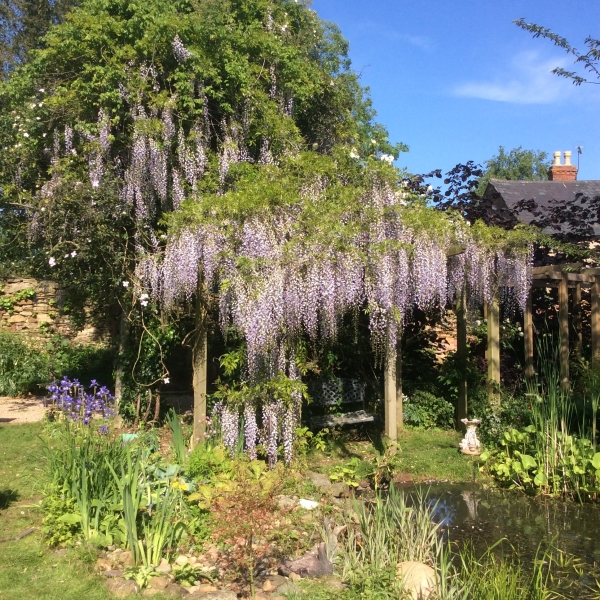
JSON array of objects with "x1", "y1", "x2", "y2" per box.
[
  {"x1": 91, "y1": 180, "x2": 99, "y2": 188},
  {"x1": 30, "y1": 104, "x2": 36, "y2": 109},
  {"x1": 163, "y1": 377, "x2": 170, "y2": 384},
  {"x1": 140, "y1": 300, "x2": 148, "y2": 307},
  {"x1": 39, "y1": 88, "x2": 45, "y2": 93},
  {"x1": 36, "y1": 117, "x2": 40, "y2": 121},
  {"x1": 64, "y1": 254, "x2": 69, "y2": 258},
  {"x1": 122, "y1": 281, "x2": 130, "y2": 288},
  {"x1": 49, "y1": 257, "x2": 56, "y2": 267},
  {"x1": 23, "y1": 132, "x2": 29, "y2": 138},
  {"x1": 70, "y1": 250, "x2": 77, "y2": 258},
  {"x1": 330, "y1": 80, "x2": 335, "y2": 86},
  {"x1": 42, "y1": 133, "x2": 47, "y2": 138},
  {"x1": 476, "y1": 320, "x2": 481, "y2": 326},
  {"x1": 379, "y1": 153, "x2": 394, "y2": 164},
  {"x1": 349, "y1": 148, "x2": 359, "y2": 159},
  {"x1": 371, "y1": 139, "x2": 377, "y2": 144},
  {"x1": 426, "y1": 185, "x2": 433, "y2": 193},
  {"x1": 38, "y1": 103, "x2": 43, "y2": 107},
  {"x1": 71, "y1": 149, "x2": 77, "y2": 155}
]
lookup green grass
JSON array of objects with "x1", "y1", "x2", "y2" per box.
[
  {"x1": 398, "y1": 429, "x2": 483, "y2": 483},
  {"x1": 0, "y1": 423, "x2": 177, "y2": 600}
]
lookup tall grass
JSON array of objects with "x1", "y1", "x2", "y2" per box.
[
  {"x1": 166, "y1": 409, "x2": 186, "y2": 464},
  {"x1": 522, "y1": 334, "x2": 600, "y2": 498},
  {"x1": 42, "y1": 423, "x2": 184, "y2": 564},
  {"x1": 338, "y1": 489, "x2": 558, "y2": 600}
]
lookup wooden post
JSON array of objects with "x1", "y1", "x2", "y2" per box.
[
  {"x1": 559, "y1": 272, "x2": 570, "y2": 391},
  {"x1": 456, "y1": 286, "x2": 468, "y2": 428},
  {"x1": 487, "y1": 296, "x2": 500, "y2": 409},
  {"x1": 384, "y1": 346, "x2": 398, "y2": 441},
  {"x1": 524, "y1": 290, "x2": 534, "y2": 380},
  {"x1": 396, "y1": 333, "x2": 403, "y2": 433},
  {"x1": 192, "y1": 274, "x2": 208, "y2": 448},
  {"x1": 574, "y1": 282, "x2": 583, "y2": 358},
  {"x1": 592, "y1": 276, "x2": 600, "y2": 370}
]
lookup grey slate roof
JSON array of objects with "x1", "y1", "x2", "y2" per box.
[{"x1": 483, "y1": 178, "x2": 600, "y2": 238}]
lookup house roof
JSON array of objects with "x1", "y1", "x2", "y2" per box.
[{"x1": 482, "y1": 178, "x2": 600, "y2": 239}]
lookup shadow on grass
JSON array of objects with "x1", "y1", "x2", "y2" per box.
[{"x1": 0, "y1": 488, "x2": 19, "y2": 510}]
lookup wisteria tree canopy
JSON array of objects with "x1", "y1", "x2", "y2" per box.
[{"x1": 0, "y1": 0, "x2": 537, "y2": 464}]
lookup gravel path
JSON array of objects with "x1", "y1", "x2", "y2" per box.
[{"x1": 0, "y1": 396, "x2": 46, "y2": 424}]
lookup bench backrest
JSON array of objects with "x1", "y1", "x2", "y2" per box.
[{"x1": 307, "y1": 378, "x2": 366, "y2": 408}]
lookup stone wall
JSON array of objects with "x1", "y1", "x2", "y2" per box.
[{"x1": 0, "y1": 277, "x2": 102, "y2": 343}]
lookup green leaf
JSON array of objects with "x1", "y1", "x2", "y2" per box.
[
  {"x1": 58, "y1": 513, "x2": 82, "y2": 524},
  {"x1": 520, "y1": 454, "x2": 537, "y2": 470},
  {"x1": 534, "y1": 472, "x2": 547, "y2": 487},
  {"x1": 592, "y1": 453, "x2": 600, "y2": 469}
]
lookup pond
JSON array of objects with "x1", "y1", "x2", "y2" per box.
[{"x1": 404, "y1": 482, "x2": 600, "y2": 596}]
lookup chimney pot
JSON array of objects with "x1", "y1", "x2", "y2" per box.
[{"x1": 548, "y1": 151, "x2": 577, "y2": 181}]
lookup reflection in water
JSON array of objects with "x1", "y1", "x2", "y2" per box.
[{"x1": 404, "y1": 483, "x2": 600, "y2": 565}]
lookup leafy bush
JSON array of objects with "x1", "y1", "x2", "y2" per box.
[
  {"x1": 403, "y1": 390, "x2": 454, "y2": 430},
  {"x1": 187, "y1": 443, "x2": 233, "y2": 481},
  {"x1": 0, "y1": 331, "x2": 113, "y2": 396}
]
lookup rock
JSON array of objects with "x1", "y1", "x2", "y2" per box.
[
  {"x1": 156, "y1": 558, "x2": 172, "y2": 574},
  {"x1": 298, "y1": 499, "x2": 319, "y2": 510},
  {"x1": 278, "y1": 542, "x2": 333, "y2": 578},
  {"x1": 188, "y1": 556, "x2": 198, "y2": 565},
  {"x1": 148, "y1": 576, "x2": 171, "y2": 590},
  {"x1": 263, "y1": 574, "x2": 288, "y2": 591},
  {"x1": 196, "y1": 584, "x2": 217, "y2": 593},
  {"x1": 196, "y1": 591, "x2": 237, "y2": 600},
  {"x1": 175, "y1": 554, "x2": 189, "y2": 566},
  {"x1": 275, "y1": 495, "x2": 298, "y2": 510},
  {"x1": 118, "y1": 550, "x2": 134, "y2": 566},
  {"x1": 103, "y1": 570, "x2": 123, "y2": 578},
  {"x1": 308, "y1": 472, "x2": 331, "y2": 491},
  {"x1": 96, "y1": 557, "x2": 113, "y2": 571},
  {"x1": 328, "y1": 482, "x2": 350, "y2": 498},
  {"x1": 163, "y1": 583, "x2": 189, "y2": 597},
  {"x1": 396, "y1": 561, "x2": 436, "y2": 600},
  {"x1": 105, "y1": 578, "x2": 138, "y2": 598},
  {"x1": 289, "y1": 572, "x2": 301, "y2": 582}
]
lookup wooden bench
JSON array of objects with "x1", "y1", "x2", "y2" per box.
[{"x1": 305, "y1": 378, "x2": 376, "y2": 430}]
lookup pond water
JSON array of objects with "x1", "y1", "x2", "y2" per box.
[{"x1": 403, "y1": 483, "x2": 600, "y2": 595}]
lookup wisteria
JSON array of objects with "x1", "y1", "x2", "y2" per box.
[{"x1": 45, "y1": 377, "x2": 116, "y2": 424}]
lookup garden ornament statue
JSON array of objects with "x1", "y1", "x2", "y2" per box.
[{"x1": 459, "y1": 418, "x2": 482, "y2": 455}]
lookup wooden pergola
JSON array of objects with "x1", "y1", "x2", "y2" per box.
[{"x1": 382, "y1": 261, "x2": 600, "y2": 441}]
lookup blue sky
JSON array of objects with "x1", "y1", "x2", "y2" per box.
[{"x1": 311, "y1": 0, "x2": 600, "y2": 181}]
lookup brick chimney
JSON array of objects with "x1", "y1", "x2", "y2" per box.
[{"x1": 548, "y1": 151, "x2": 577, "y2": 181}]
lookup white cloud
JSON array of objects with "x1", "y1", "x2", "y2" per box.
[{"x1": 453, "y1": 52, "x2": 573, "y2": 104}]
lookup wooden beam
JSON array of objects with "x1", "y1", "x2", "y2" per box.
[
  {"x1": 487, "y1": 296, "x2": 501, "y2": 410},
  {"x1": 524, "y1": 290, "x2": 534, "y2": 380},
  {"x1": 559, "y1": 272, "x2": 570, "y2": 391},
  {"x1": 592, "y1": 275, "x2": 600, "y2": 369},
  {"x1": 531, "y1": 272, "x2": 589, "y2": 282},
  {"x1": 456, "y1": 286, "x2": 468, "y2": 429},
  {"x1": 396, "y1": 334, "x2": 403, "y2": 433},
  {"x1": 384, "y1": 346, "x2": 398, "y2": 441},
  {"x1": 574, "y1": 282, "x2": 583, "y2": 358},
  {"x1": 192, "y1": 274, "x2": 208, "y2": 448},
  {"x1": 532, "y1": 263, "x2": 584, "y2": 275}
]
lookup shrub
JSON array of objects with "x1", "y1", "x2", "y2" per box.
[
  {"x1": 0, "y1": 331, "x2": 113, "y2": 397},
  {"x1": 403, "y1": 390, "x2": 454, "y2": 430},
  {"x1": 187, "y1": 443, "x2": 233, "y2": 481}
]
